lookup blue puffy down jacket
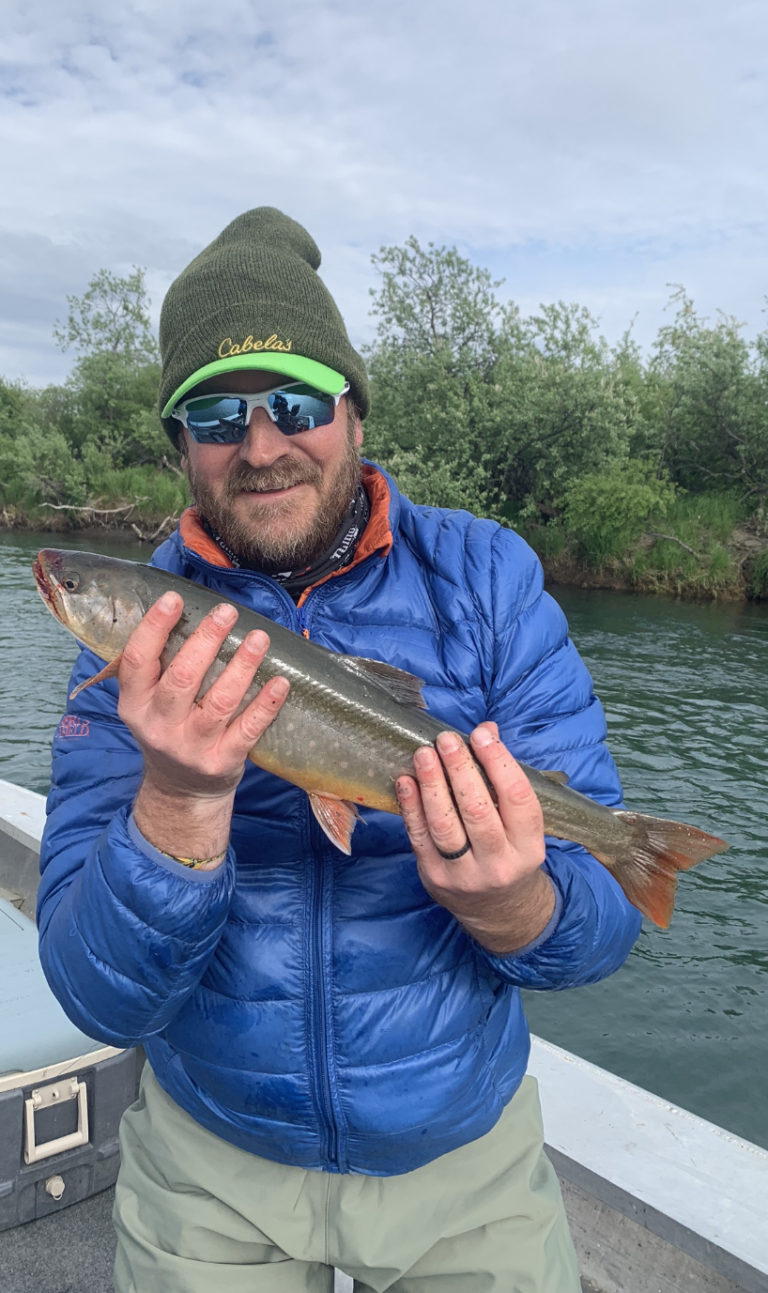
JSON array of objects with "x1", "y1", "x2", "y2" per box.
[{"x1": 38, "y1": 465, "x2": 641, "y2": 1175}]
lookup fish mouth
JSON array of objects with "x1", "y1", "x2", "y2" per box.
[{"x1": 33, "y1": 551, "x2": 65, "y2": 624}]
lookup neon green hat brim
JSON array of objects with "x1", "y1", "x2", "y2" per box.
[{"x1": 161, "y1": 354, "x2": 347, "y2": 418}]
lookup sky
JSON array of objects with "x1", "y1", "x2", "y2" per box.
[{"x1": 1, "y1": 0, "x2": 766, "y2": 388}]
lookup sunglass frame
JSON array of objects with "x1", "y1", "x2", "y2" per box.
[{"x1": 171, "y1": 381, "x2": 350, "y2": 443}]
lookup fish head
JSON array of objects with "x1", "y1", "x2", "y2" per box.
[{"x1": 33, "y1": 549, "x2": 151, "y2": 661}]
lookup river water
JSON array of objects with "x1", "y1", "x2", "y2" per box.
[{"x1": 1, "y1": 531, "x2": 766, "y2": 1150}]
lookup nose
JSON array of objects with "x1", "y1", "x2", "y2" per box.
[{"x1": 237, "y1": 406, "x2": 290, "y2": 467}]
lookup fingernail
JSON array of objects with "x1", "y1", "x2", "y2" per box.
[
  {"x1": 245, "y1": 629, "x2": 268, "y2": 652},
  {"x1": 396, "y1": 777, "x2": 413, "y2": 800},
  {"x1": 437, "y1": 732, "x2": 461, "y2": 754},
  {"x1": 212, "y1": 603, "x2": 237, "y2": 626},
  {"x1": 471, "y1": 725, "x2": 494, "y2": 748},
  {"x1": 157, "y1": 592, "x2": 179, "y2": 612},
  {"x1": 270, "y1": 676, "x2": 289, "y2": 697},
  {"x1": 413, "y1": 747, "x2": 436, "y2": 771}
]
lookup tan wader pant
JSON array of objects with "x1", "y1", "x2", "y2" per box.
[{"x1": 113, "y1": 1064, "x2": 580, "y2": 1292}]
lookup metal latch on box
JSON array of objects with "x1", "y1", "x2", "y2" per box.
[{"x1": 24, "y1": 1076, "x2": 89, "y2": 1164}]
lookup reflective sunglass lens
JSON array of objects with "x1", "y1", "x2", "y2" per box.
[
  {"x1": 185, "y1": 397, "x2": 247, "y2": 443},
  {"x1": 269, "y1": 389, "x2": 335, "y2": 434}
]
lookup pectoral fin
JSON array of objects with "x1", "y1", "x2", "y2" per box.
[
  {"x1": 69, "y1": 654, "x2": 122, "y2": 699},
  {"x1": 309, "y1": 793, "x2": 363, "y2": 854}
]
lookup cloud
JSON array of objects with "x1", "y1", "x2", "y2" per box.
[{"x1": 1, "y1": 0, "x2": 766, "y2": 385}]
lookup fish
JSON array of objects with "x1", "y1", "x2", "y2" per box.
[{"x1": 33, "y1": 548, "x2": 728, "y2": 928}]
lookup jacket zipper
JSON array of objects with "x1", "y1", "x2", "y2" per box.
[
  {"x1": 294, "y1": 588, "x2": 349, "y2": 1168},
  {"x1": 181, "y1": 545, "x2": 357, "y2": 1168},
  {"x1": 306, "y1": 839, "x2": 344, "y2": 1168}
]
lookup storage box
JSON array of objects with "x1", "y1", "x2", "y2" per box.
[{"x1": 0, "y1": 898, "x2": 143, "y2": 1229}]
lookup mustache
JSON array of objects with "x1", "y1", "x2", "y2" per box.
[{"x1": 226, "y1": 459, "x2": 322, "y2": 496}]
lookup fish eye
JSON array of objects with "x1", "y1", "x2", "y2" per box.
[{"x1": 62, "y1": 573, "x2": 80, "y2": 592}]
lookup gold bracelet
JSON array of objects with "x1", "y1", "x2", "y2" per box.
[{"x1": 158, "y1": 847, "x2": 228, "y2": 870}]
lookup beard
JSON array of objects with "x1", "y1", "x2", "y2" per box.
[{"x1": 186, "y1": 431, "x2": 363, "y2": 573}]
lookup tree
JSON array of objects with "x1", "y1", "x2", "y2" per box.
[
  {"x1": 364, "y1": 240, "x2": 508, "y2": 517},
  {"x1": 0, "y1": 375, "x2": 32, "y2": 435},
  {"x1": 50, "y1": 267, "x2": 165, "y2": 471},
  {"x1": 63, "y1": 350, "x2": 164, "y2": 467},
  {"x1": 364, "y1": 239, "x2": 644, "y2": 523},
  {"x1": 369, "y1": 236, "x2": 504, "y2": 362},
  {"x1": 53, "y1": 267, "x2": 159, "y2": 366},
  {"x1": 649, "y1": 287, "x2": 767, "y2": 503},
  {"x1": 489, "y1": 303, "x2": 637, "y2": 517}
]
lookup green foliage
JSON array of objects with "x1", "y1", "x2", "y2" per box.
[
  {"x1": 619, "y1": 490, "x2": 750, "y2": 598},
  {"x1": 649, "y1": 288, "x2": 768, "y2": 504},
  {"x1": 563, "y1": 460, "x2": 676, "y2": 562},
  {"x1": 53, "y1": 266, "x2": 159, "y2": 365},
  {"x1": 63, "y1": 351, "x2": 165, "y2": 466},
  {"x1": 0, "y1": 376, "x2": 36, "y2": 436},
  {"x1": 369, "y1": 236, "x2": 503, "y2": 360},
  {"x1": 363, "y1": 238, "x2": 767, "y2": 598},
  {"x1": 365, "y1": 246, "x2": 639, "y2": 522},
  {"x1": 750, "y1": 549, "x2": 768, "y2": 599},
  {"x1": 662, "y1": 490, "x2": 749, "y2": 545},
  {"x1": 372, "y1": 442, "x2": 503, "y2": 519},
  {"x1": 0, "y1": 265, "x2": 179, "y2": 528},
  {"x1": 84, "y1": 463, "x2": 189, "y2": 515},
  {"x1": 0, "y1": 423, "x2": 87, "y2": 505},
  {"x1": 364, "y1": 244, "x2": 507, "y2": 518},
  {"x1": 492, "y1": 304, "x2": 637, "y2": 514}
]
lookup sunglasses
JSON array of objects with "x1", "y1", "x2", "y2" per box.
[{"x1": 172, "y1": 381, "x2": 350, "y2": 444}]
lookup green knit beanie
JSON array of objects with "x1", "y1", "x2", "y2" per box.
[{"x1": 158, "y1": 207, "x2": 369, "y2": 446}]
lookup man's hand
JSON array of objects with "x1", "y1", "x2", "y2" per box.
[
  {"x1": 396, "y1": 723, "x2": 556, "y2": 953},
  {"x1": 117, "y1": 591, "x2": 289, "y2": 866}
]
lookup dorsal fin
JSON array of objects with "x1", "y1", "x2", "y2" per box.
[
  {"x1": 539, "y1": 769, "x2": 570, "y2": 785},
  {"x1": 338, "y1": 656, "x2": 427, "y2": 708}
]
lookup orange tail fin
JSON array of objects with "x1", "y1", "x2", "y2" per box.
[{"x1": 595, "y1": 812, "x2": 728, "y2": 928}]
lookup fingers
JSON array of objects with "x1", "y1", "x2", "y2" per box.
[
  {"x1": 409, "y1": 736, "x2": 493, "y2": 859},
  {"x1": 118, "y1": 591, "x2": 185, "y2": 705},
  {"x1": 232, "y1": 671, "x2": 290, "y2": 747},
  {"x1": 397, "y1": 723, "x2": 545, "y2": 868},
  {"x1": 468, "y1": 724, "x2": 544, "y2": 857},
  {"x1": 194, "y1": 627, "x2": 270, "y2": 721},
  {"x1": 150, "y1": 601, "x2": 243, "y2": 718},
  {"x1": 120, "y1": 595, "x2": 251, "y2": 719},
  {"x1": 395, "y1": 772, "x2": 438, "y2": 858},
  {"x1": 117, "y1": 590, "x2": 289, "y2": 739},
  {"x1": 117, "y1": 592, "x2": 291, "y2": 797}
]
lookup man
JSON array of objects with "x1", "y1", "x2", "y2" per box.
[{"x1": 38, "y1": 207, "x2": 641, "y2": 1292}]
